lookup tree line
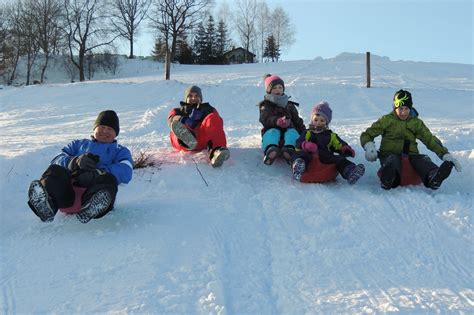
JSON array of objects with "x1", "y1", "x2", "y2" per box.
[{"x1": 0, "y1": 0, "x2": 295, "y2": 84}]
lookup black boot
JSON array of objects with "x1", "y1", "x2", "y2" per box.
[
  {"x1": 27, "y1": 180, "x2": 58, "y2": 222},
  {"x1": 427, "y1": 161, "x2": 453, "y2": 190},
  {"x1": 76, "y1": 190, "x2": 112, "y2": 223}
]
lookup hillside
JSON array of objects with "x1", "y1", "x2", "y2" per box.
[{"x1": 0, "y1": 53, "x2": 473, "y2": 314}]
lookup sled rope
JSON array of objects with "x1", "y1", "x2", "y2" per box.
[{"x1": 192, "y1": 158, "x2": 209, "y2": 186}]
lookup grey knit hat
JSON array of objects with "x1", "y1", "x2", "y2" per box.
[
  {"x1": 94, "y1": 110, "x2": 119, "y2": 135},
  {"x1": 184, "y1": 85, "x2": 202, "y2": 103}
]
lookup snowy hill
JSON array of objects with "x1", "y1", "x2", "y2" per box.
[{"x1": 0, "y1": 53, "x2": 473, "y2": 314}]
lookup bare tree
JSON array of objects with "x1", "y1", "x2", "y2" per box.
[
  {"x1": 234, "y1": 0, "x2": 257, "y2": 63},
  {"x1": 111, "y1": 0, "x2": 151, "y2": 59},
  {"x1": 271, "y1": 6, "x2": 295, "y2": 59},
  {"x1": 62, "y1": 0, "x2": 119, "y2": 81},
  {"x1": 29, "y1": 0, "x2": 63, "y2": 83},
  {"x1": 255, "y1": 0, "x2": 270, "y2": 63},
  {"x1": 149, "y1": 0, "x2": 210, "y2": 80}
]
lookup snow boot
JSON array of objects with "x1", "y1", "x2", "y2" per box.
[
  {"x1": 171, "y1": 120, "x2": 197, "y2": 150},
  {"x1": 263, "y1": 145, "x2": 280, "y2": 165},
  {"x1": 27, "y1": 180, "x2": 57, "y2": 222},
  {"x1": 281, "y1": 146, "x2": 295, "y2": 165},
  {"x1": 427, "y1": 161, "x2": 453, "y2": 190},
  {"x1": 210, "y1": 147, "x2": 230, "y2": 167},
  {"x1": 343, "y1": 164, "x2": 365, "y2": 185},
  {"x1": 76, "y1": 190, "x2": 112, "y2": 223},
  {"x1": 292, "y1": 158, "x2": 306, "y2": 181}
]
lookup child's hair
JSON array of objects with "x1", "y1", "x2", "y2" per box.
[
  {"x1": 263, "y1": 74, "x2": 285, "y2": 94},
  {"x1": 311, "y1": 101, "x2": 332, "y2": 124}
]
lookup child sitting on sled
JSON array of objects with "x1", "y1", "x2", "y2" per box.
[
  {"x1": 360, "y1": 89, "x2": 462, "y2": 190},
  {"x1": 292, "y1": 101, "x2": 365, "y2": 184},
  {"x1": 27, "y1": 110, "x2": 133, "y2": 223},
  {"x1": 259, "y1": 74, "x2": 306, "y2": 165},
  {"x1": 168, "y1": 85, "x2": 230, "y2": 167}
]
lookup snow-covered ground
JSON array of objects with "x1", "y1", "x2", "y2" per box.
[{"x1": 0, "y1": 53, "x2": 473, "y2": 314}]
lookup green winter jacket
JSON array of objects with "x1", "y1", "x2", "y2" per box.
[{"x1": 360, "y1": 111, "x2": 448, "y2": 159}]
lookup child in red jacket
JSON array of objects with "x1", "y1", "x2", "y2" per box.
[{"x1": 168, "y1": 85, "x2": 230, "y2": 167}]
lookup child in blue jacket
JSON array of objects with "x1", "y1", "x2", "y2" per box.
[{"x1": 27, "y1": 110, "x2": 133, "y2": 223}]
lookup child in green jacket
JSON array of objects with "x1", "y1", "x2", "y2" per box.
[{"x1": 360, "y1": 89, "x2": 461, "y2": 190}]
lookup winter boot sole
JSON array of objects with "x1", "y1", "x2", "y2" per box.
[
  {"x1": 171, "y1": 120, "x2": 197, "y2": 150},
  {"x1": 211, "y1": 148, "x2": 230, "y2": 168},
  {"x1": 27, "y1": 180, "x2": 56, "y2": 222},
  {"x1": 76, "y1": 190, "x2": 112, "y2": 223},
  {"x1": 263, "y1": 146, "x2": 280, "y2": 165},
  {"x1": 292, "y1": 158, "x2": 306, "y2": 181},
  {"x1": 347, "y1": 164, "x2": 365, "y2": 185},
  {"x1": 428, "y1": 161, "x2": 453, "y2": 190}
]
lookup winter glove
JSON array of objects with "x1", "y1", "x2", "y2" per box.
[
  {"x1": 181, "y1": 108, "x2": 203, "y2": 128},
  {"x1": 363, "y1": 142, "x2": 378, "y2": 162},
  {"x1": 72, "y1": 169, "x2": 105, "y2": 187},
  {"x1": 301, "y1": 141, "x2": 318, "y2": 153},
  {"x1": 341, "y1": 145, "x2": 355, "y2": 157},
  {"x1": 68, "y1": 153, "x2": 99, "y2": 171},
  {"x1": 442, "y1": 153, "x2": 462, "y2": 172},
  {"x1": 276, "y1": 116, "x2": 291, "y2": 128}
]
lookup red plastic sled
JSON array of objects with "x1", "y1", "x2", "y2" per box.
[
  {"x1": 377, "y1": 156, "x2": 423, "y2": 186},
  {"x1": 59, "y1": 186, "x2": 86, "y2": 214},
  {"x1": 300, "y1": 154, "x2": 338, "y2": 183}
]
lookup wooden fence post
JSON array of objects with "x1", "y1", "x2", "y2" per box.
[{"x1": 366, "y1": 51, "x2": 371, "y2": 88}]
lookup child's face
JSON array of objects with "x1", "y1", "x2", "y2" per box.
[
  {"x1": 186, "y1": 92, "x2": 201, "y2": 104},
  {"x1": 94, "y1": 125, "x2": 116, "y2": 143},
  {"x1": 311, "y1": 114, "x2": 327, "y2": 130},
  {"x1": 395, "y1": 106, "x2": 410, "y2": 120},
  {"x1": 270, "y1": 84, "x2": 284, "y2": 96}
]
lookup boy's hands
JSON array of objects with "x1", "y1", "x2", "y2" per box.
[
  {"x1": 442, "y1": 153, "x2": 462, "y2": 172},
  {"x1": 181, "y1": 108, "x2": 203, "y2": 128},
  {"x1": 364, "y1": 142, "x2": 378, "y2": 162},
  {"x1": 68, "y1": 153, "x2": 99, "y2": 171}
]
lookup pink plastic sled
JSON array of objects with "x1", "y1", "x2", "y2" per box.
[{"x1": 59, "y1": 186, "x2": 86, "y2": 214}]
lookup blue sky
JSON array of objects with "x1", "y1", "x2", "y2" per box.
[
  {"x1": 271, "y1": 0, "x2": 472, "y2": 64},
  {"x1": 127, "y1": 0, "x2": 472, "y2": 64}
]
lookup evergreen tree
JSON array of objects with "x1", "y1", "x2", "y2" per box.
[
  {"x1": 152, "y1": 37, "x2": 167, "y2": 62},
  {"x1": 263, "y1": 34, "x2": 280, "y2": 62},
  {"x1": 204, "y1": 15, "x2": 217, "y2": 64},
  {"x1": 216, "y1": 19, "x2": 229, "y2": 64},
  {"x1": 175, "y1": 34, "x2": 193, "y2": 64},
  {"x1": 193, "y1": 22, "x2": 207, "y2": 64}
]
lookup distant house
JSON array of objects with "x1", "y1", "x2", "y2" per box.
[{"x1": 224, "y1": 47, "x2": 256, "y2": 64}]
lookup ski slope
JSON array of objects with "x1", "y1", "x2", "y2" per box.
[{"x1": 0, "y1": 53, "x2": 473, "y2": 314}]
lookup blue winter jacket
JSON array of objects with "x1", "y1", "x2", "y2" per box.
[{"x1": 51, "y1": 138, "x2": 133, "y2": 185}]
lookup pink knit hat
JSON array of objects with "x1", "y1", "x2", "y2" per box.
[{"x1": 264, "y1": 74, "x2": 285, "y2": 94}]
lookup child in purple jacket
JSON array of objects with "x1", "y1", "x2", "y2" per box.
[{"x1": 292, "y1": 101, "x2": 365, "y2": 184}]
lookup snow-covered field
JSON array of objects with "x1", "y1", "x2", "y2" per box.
[{"x1": 0, "y1": 53, "x2": 473, "y2": 314}]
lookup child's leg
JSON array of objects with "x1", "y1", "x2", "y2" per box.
[
  {"x1": 195, "y1": 112, "x2": 227, "y2": 151},
  {"x1": 379, "y1": 154, "x2": 402, "y2": 189},
  {"x1": 39, "y1": 164, "x2": 75, "y2": 208},
  {"x1": 261, "y1": 128, "x2": 282, "y2": 152},
  {"x1": 28, "y1": 164, "x2": 75, "y2": 221},
  {"x1": 409, "y1": 154, "x2": 437, "y2": 182},
  {"x1": 410, "y1": 154, "x2": 452, "y2": 189},
  {"x1": 78, "y1": 173, "x2": 118, "y2": 222},
  {"x1": 282, "y1": 128, "x2": 300, "y2": 148}
]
